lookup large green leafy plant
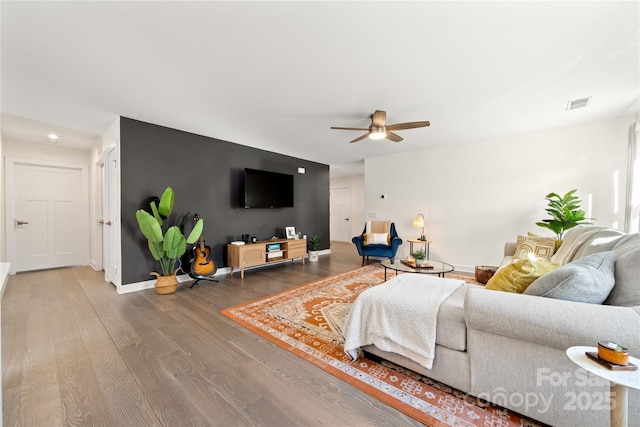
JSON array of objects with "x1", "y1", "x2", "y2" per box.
[
  {"x1": 536, "y1": 189, "x2": 594, "y2": 240},
  {"x1": 136, "y1": 187, "x2": 203, "y2": 276}
]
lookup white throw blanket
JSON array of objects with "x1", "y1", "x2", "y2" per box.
[
  {"x1": 342, "y1": 273, "x2": 465, "y2": 370},
  {"x1": 550, "y1": 225, "x2": 605, "y2": 265}
]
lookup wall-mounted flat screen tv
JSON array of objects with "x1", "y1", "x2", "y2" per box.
[{"x1": 243, "y1": 168, "x2": 294, "y2": 208}]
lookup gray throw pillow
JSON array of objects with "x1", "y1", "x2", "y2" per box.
[
  {"x1": 603, "y1": 234, "x2": 640, "y2": 306},
  {"x1": 524, "y1": 251, "x2": 617, "y2": 304}
]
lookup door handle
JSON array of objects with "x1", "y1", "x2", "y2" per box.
[
  {"x1": 15, "y1": 220, "x2": 29, "y2": 226},
  {"x1": 344, "y1": 218, "x2": 349, "y2": 221},
  {"x1": 105, "y1": 221, "x2": 112, "y2": 225},
  {"x1": 98, "y1": 219, "x2": 104, "y2": 224}
]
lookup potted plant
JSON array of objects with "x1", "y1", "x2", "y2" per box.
[
  {"x1": 411, "y1": 249, "x2": 427, "y2": 266},
  {"x1": 536, "y1": 189, "x2": 595, "y2": 241},
  {"x1": 136, "y1": 187, "x2": 203, "y2": 294},
  {"x1": 308, "y1": 235, "x2": 321, "y2": 262}
]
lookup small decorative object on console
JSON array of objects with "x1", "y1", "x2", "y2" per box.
[{"x1": 285, "y1": 226, "x2": 296, "y2": 239}]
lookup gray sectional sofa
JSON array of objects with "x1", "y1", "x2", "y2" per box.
[{"x1": 362, "y1": 226, "x2": 639, "y2": 427}]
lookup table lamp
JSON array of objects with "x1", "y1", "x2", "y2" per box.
[{"x1": 413, "y1": 214, "x2": 426, "y2": 241}]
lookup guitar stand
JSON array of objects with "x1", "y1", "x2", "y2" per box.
[{"x1": 189, "y1": 276, "x2": 219, "y2": 288}]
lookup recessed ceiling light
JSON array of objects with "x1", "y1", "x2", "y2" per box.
[
  {"x1": 47, "y1": 133, "x2": 59, "y2": 143},
  {"x1": 566, "y1": 97, "x2": 591, "y2": 111}
]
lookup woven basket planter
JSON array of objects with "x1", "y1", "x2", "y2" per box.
[
  {"x1": 151, "y1": 272, "x2": 179, "y2": 294},
  {"x1": 474, "y1": 265, "x2": 498, "y2": 285}
]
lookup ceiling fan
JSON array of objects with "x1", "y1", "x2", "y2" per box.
[{"x1": 330, "y1": 110, "x2": 430, "y2": 143}]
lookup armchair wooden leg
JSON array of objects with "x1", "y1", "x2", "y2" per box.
[{"x1": 362, "y1": 256, "x2": 366, "y2": 266}]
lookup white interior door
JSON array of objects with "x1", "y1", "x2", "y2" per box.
[
  {"x1": 5, "y1": 158, "x2": 89, "y2": 273},
  {"x1": 93, "y1": 158, "x2": 105, "y2": 271},
  {"x1": 330, "y1": 187, "x2": 351, "y2": 242},
  {"x1": 103, "y1": 147, "x2": 119, "y2": 285}
]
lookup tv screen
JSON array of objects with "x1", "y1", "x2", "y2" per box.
[{"x1": 243, "y1": 168, "x2": 294, "y2": 208}]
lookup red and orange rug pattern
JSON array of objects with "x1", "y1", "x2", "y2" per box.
[{"x1": 222, "y1": 264, "x2": 542, "y2": 427}]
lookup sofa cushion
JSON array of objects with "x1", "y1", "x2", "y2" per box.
[
  {"x1": 514, "y1": 234, "x2": 556, "y2": 260},
  {"x1": 485, "y1": 258, "x2": 558, "y2": 293},
  {"x1": 435, "y1": 284, "x2": 471, "y2": 351},
  {"x1": 524, "y1": 251, "x2": 616, "y2": 304},
  {"x1": 604, "y1": 233, "x2": 640, "y2": 306}
]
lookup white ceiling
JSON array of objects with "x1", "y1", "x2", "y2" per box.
[{"x1": 2, "y1": 1, "x2": 638, "y2": 177}]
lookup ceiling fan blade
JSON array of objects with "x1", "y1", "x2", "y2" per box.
[
  {"x1": 386, "y1": 132, "x2": 403, "y2": 142},
  {"x1": 385, "y1": 121, "x2": 431, "y2": 131},
  {"x1": 330, "y1": 126, "x2": 369, "y2": 131},
  {"x1": 371, "y1": 110, "x2": 387, "y2": 127},
  {"x1": 349, "y1": 133, "x2": 370, "y2": 143}
]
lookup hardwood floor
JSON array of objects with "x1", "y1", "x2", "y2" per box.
[{"x1": 2, "y1": 242, "x2": 423, "y2": 426}]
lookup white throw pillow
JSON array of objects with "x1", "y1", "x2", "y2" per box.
[{"x1": 364, "y1": 232, "x2": 390, "y2": 246}]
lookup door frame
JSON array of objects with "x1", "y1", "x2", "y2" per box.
[
  {"x1": 4, "y1": 156, "x2": 89, "y2": 274},
  {"x1": 102, "y1": 145, "x2": 120, "y2": 288},
  {"x1": 92, "y1": 154, "x2": 105, "y2": 271}
]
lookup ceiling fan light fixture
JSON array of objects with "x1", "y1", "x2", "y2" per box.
[
  {"x1": 369, "y1": 127, "x2": 386, "y2": 140},
  {"x1": 331, "y1": 110, "x2": 429, "y2": 144}
]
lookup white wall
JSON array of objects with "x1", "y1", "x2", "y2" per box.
[
  {"x1": 330, "y1": 174, "x2": 365, "y2": 239},
  {"x1": 364, "y1": 115, "x2": 633, "y2": 272},
  {"x1": 3, "y1": 140, "x2": 90, "y2": 164},
  {"x1": 0, "y1": 132, "x2": 4, "y2": 262}
]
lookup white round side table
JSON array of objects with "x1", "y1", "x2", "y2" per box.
[{"x1": 566, "y1": 346, "x2": 640, "y2": 427}]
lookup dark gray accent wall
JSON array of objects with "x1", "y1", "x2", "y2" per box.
[{"x1": 120, "y1": 117, "x2": 329, "y2": 286}]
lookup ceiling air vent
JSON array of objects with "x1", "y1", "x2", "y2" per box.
[{"x1": 566, "y1": 97, "x2": 591, "y2": 111}]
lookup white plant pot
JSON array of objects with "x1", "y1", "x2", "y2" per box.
[{"x1": 308, "y1": 250, "x2": 319, "y2": 262}]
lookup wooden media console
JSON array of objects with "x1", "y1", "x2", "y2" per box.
[{"x1": 227, "y1": 238, "x2": 307, "y2": 278}]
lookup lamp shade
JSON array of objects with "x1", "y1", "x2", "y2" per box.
[{"x1": 413, "y1": 214, "x2": 424, "y2": 228}]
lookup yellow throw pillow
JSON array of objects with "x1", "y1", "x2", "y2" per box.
[
  {"x1": 514, "y1": 234, "x2": 556, "y2": 261},
  {"x1": 485, "y1": 259, "x2": 558, "y2": 293}
]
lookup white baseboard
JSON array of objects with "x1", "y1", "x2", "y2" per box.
[
  {"x1": 116, "y1": 250, "x2": 334, "y2": 294},
  {"x1": 453, "y1": 264, "x2": 475, "y2": 274},
  {"x1": 117, "y1": 268, "x2": 231, "y2": 294},
  {"x1": 0, "y1": 263, "x2": 11, "y2": 299}
]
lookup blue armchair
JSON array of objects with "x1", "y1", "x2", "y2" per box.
[{"x1": 352, "y1": 222, "x2": 402, "y2": 265}]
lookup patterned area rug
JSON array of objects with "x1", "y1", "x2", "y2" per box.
[{"x1": 222, "y1": 264, "x2": 541, "y2": 427}]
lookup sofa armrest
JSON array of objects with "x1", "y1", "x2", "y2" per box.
[
  {"x1": 352, "y1": 235, "x2": 364, "y2": 254},
  {"x1": 391, "y1": 236, "x2": 403, "y2": 251},
  {"x1": 504, "y1": 241, "x2": 516, "y2": 257},
  {"x1": 465, "y1": 288, "x2": 640, "y2": 354}
]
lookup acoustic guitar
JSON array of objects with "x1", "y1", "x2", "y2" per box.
[{"x1": 190, "y1": 214, "x2": 216, "y2": 278}]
